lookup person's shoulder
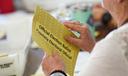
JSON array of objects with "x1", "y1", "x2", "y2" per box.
[
  {"x1": 91, "y1": 23, "x2": 128, "y2": 58},
  {"x1": 105, "y1": 23, "x2": 128, "y2": 42},
  {"x1": 115, "y1": 23, "x2": 128, "y2": 35},
  {"x1": 93, "y1": 23, "x2": 128, "y2": 53}
]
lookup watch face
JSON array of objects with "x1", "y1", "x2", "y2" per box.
[{"x1": 50, "y1": 72, "x2": 65, "y2": 76}]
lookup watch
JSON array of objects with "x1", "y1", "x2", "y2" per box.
[{"x1": 50, "y1": 70, "x2": 67, "y2": 76}]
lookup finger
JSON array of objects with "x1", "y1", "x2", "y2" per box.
[
  {"x1": 65, "y1": 36, "x2": 80, "y2": 46},
  {"x1": 64, "y1": 21, "x2": 81, "y2": 26},
  {"x1": 80, "y1": 25, "x2": 89, "y2": 35},
  {"x1": 71, "y1": 21, "x2": 81, "y2": 25},
  {"x1": 64, "y1": 23, "x2": 82, "y2": 33},
  {"x1": 63, "y1": 21, "x2": 81, "y2": 25}
]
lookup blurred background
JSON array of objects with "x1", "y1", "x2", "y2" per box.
[{"x1": 0, "y1": 0, "x2": 117, "y2": 76}]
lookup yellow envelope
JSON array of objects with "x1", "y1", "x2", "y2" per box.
[{"x1": 32, "y1": 6, "x2": 80, "y2": 76}]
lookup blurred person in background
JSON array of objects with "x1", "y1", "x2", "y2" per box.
[
  {"x1": 42, "y1": 0, "x2": 128, "y2": 76},
  {"x1": 87, "y1": 4, "x2": 117, "y2": 41}
]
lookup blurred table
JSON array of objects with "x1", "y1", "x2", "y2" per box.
[{"x1": 0, "y1": 11, "x2": 32, "y2": 76}]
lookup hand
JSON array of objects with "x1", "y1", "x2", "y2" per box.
[
  {"x1": 42, "y1": 53, "x2": 65, "y2": 76},
  {"x1": 64, "y1": 21, "x2": 96, "y2": 52}
]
